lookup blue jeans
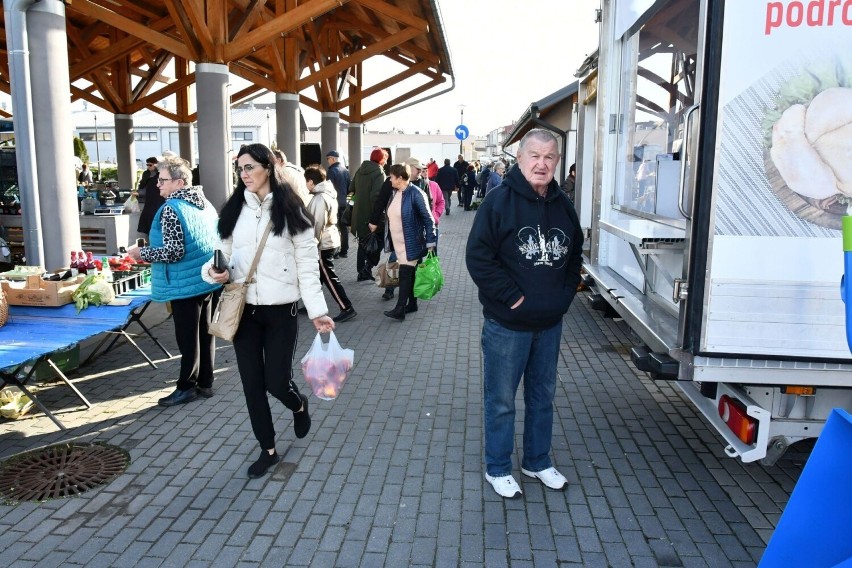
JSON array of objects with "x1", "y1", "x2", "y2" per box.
[{"x1": 482, "y1": 317, "x2": 561, "y2": 476}]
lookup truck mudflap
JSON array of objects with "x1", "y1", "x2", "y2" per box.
[{"x1": 677, "y1": 381, "x2": 771, "y2": 463}]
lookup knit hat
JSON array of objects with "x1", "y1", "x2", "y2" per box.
[{"x1": 370, "y1": 148, "x2": 385, "y2": 163}]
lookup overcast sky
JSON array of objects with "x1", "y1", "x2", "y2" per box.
[{"x1": 352, "y1": 0, "x2": 602, "y2": 136}]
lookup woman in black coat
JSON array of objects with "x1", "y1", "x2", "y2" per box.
[{"x1": 137, "y1": 156, "x2": 165, "y2": 236}]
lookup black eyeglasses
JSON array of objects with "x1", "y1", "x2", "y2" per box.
[
  {"x1": 146, "y1": 163, "x2": 157, "y2": 167},
  {"x1": 156, "y1": 178, "x2": 176, "y2": 185},
  {"x1": 235, "y1": 164, "x2": 262, "y2": 174}
]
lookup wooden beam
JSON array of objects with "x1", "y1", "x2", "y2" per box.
[
  {"x1": 131, "y1": 52, "x2": 173, "y2": 101},
  {"x1": 148, "y1": 104, "x2": 183, "y2": 123},
  {"x1": 127, "y1": 74, "x2": 196, "y2": 113},
  {"x1": 207, "y1": 0, "x2": 227, "y2": 61},
  {"x1": 225, "y1": 0, "x2": 350, "y2": 61},
  {"x1": 69, "y1": 1, "x2": 192, "y2": 60},
  {"x1": 336, "y1": 61, "x2": 429, "y2": 108},
  {"x1": 175, "y1": 58, "x2": 191, "y2": 119},
  {"x1": 231, "y1": 84, "x2": 264, "y2": 105},
  {"x1": 297, "y1": 26, "x2": 421, "y2": 90},
  {"x1": 334, "y1": 12, "x2": 439, "y2": 64},
  {"x1": 162, "y1": 0, "x2": 202, "y2": 61},
  {"x1": 183, "y1": 0, "x2": 217, "y2": 57},
  {"x1": 69, "y1": 86, "x2": 112, "y2": 111},
  {"x1": 362, "y1": 76, "x2": 445, "y2": 121},
  {"x1": 353, "y1": 0, "x2": 428, "y2": 32},
  {"x1": 230, "y1": 64, "x2": 280, "y2": 92},
  {"x1": 229, "y1": 0, "x2": 269, "y2": 42}
]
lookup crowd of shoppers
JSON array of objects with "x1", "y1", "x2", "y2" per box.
[{"x1": 128, "y1": 137, "x2": 582, "y2": 500}]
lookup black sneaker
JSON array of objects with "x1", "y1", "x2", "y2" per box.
[
  {"x1": 293, "y1": 394, "x2": 311, "y2": 438},
  {"x1": 247, "y1": 450, "x2": 281, "y2": 478},
  {"x1": 338, "y1": 252, "x2": 348, "y2": 258},
  {"x1": 381, "y1": 288, "x2": 395, "y2": 300},
  {"x1": 333, "y1": 307, "x2": 357, "y2": 323},
  {"x1": 158, "y1": 388, "x2": 198, "y2": 407}
]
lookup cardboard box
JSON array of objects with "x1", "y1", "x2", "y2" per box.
[{"x1": 1, "y1": 274, "x2": 85, "y2": 307}]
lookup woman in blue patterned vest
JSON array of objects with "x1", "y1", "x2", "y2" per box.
[{"x1": 128, "y1": 155, "x2": 221, "y2": 407}]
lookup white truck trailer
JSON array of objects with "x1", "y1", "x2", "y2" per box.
[{"x1": 576, "y1": 0, "x2": 852, "y2": 464}]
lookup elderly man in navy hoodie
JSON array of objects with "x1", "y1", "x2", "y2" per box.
[{"x1": 465, "y1": 129, "x2": 584, "y2": 499}]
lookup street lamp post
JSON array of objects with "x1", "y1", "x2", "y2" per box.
[
  {"x1": 458, "y1": 104, "x2": 466, "y2": 156},
  {"x1": 267, "y1": 113, "x2": 271, "y2": 147},
  {"x1": 93, "y1": 113, "x2": 101, "y2": 182}
]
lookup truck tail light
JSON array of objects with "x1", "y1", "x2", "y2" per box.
[{"x1": 718, "y1": 395, "x2": 757, "y2": 445}]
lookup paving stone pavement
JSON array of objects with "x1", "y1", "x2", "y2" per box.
[{"x1": 0, "y1": 204, "x2": 809, "y2": 567}]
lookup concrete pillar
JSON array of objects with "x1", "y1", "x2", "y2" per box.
[
  {"x1": 195, "y1": 63, "x2": 230, "y2": 208},
  {"x1": 114, "y1": 113, "x2": 135, "y2": 189},
  {"x1": 28, "y1": 0, "x2": 80, "y2": 269},
  {"x1": 276, "y1": 93, "x2": 300, "y2": 165},
  {"x1": 348, "y1": 123, "x2": 363, "y2": 176},
  {"x1": 178, "y1": 122, "x2": 195, "y2": 166},
  {"x1": 321, "y1": 112, "x2": 339, "y2": 158}
]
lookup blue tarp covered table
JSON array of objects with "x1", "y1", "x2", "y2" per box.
[{"x1": 0, "y1": 286, "x2": 170, "y2": 430}]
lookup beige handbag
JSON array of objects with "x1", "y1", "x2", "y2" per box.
[
  {"x1": 208, "y1": 221, "x2": 273, "y2": 341},
  {"x1": 376, "y1": 260, "x2": 400, "y2": 288},
  {"x1": 0, "y1": 289, "x2": 8, "y2": 328}
]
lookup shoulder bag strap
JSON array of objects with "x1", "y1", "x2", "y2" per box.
[{"x1": 243, "y1": 220, "x2": 274, "y2": 286}]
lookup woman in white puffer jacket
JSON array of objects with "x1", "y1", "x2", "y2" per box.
[
  {"x1": 202, "y1": 143, "x2": 335, "y2": 479},
  {"x1": 305, "y1": 166, "x2": 356, "y2": 323}
]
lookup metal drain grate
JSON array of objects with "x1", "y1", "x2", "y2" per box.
[{"x1": 0, "y1": 443, "x2": 129, "y2": 502}]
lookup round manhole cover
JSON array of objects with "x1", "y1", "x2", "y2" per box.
[{"x1": 0, "y1": 443, "x2": 129, "y2": 502}]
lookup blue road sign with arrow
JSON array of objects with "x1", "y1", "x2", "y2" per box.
[{"x1": 455, "y1": 125, "x2": 469, "y2": 141}]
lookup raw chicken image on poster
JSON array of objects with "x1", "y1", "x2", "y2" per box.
[
  {"x1": 764, "y1": 55, "x2": 852, "y2": 231},
  {"x1": 713, "y1": 54, "x2": 851, "y2": 238}
]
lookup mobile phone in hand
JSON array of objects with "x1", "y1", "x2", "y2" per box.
[{"x1": 213, "y1": 250, "x2": 227, "y2": 273}]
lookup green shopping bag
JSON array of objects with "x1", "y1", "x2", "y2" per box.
[{"x1": 413, "y1": 250, "x2": 443, "y2": 300}]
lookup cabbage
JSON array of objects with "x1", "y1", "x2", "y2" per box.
[{"x1": 72, "y1": 274, "x2": 116, "y2": 313}]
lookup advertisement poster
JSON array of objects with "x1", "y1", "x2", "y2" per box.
[
  {"x1": 706, "y1": 1, "x2": 852, "y2": 357},
  {"x1": 715, "y1": 1, "x2": 852, "y2": 238}
]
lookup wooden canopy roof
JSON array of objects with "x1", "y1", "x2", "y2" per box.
[{"x1": 0, "y1": 0, "x2": 454, "y2": 124}]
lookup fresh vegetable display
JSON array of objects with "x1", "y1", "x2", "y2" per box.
[
  {"x1": 72, "y1": 274, "x2": 116, "y2": 313},
  {"x1": 108, "y1": 256, "x2": 138, "y2": 272}
]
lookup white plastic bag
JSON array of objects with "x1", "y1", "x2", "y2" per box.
[
  {"x1": 125, "y1": 194, "x2": 141, "y2": 214},
  {"x1": 300, "y1": 331, "x2": 354, "y2": 400}
]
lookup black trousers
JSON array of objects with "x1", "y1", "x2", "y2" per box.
[
  {"x1": 337, "y1": 209, "x2": 349, "y2": 255},
  {"x1": 170, "y1": 292, "x2": 217, "y2": 391},
  {"x1": 233, "y1": 303, "x2": 304, "y2": 450},
  {"x1": 462, "y1": 186, "x2": 474, "y2": 209},
  {"x1": 319, "y1": 249, "x2": 352, "y2": 311},
  {"x1": 356, "y1": 237, "x2": 379, "y2": 277}
]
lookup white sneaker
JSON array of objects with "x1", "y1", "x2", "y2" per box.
[
  {"x1": 485, "y1": 473, "x2": 522, "y2": 498},
  {"x1": 521, "y1": 467, "x2": 568, "y2": 490}
]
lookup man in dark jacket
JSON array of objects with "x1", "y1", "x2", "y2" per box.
[
  {"x1": 326, "y1": 150, "x2": 351, "y2": 257},
  {"x1": 434, "y1": 158, "x2": 459, "y2": 216},
  {"x1": 136, "y1": 156, "x2": 165, "y2": 236},
  {"x1": 465, "y1": 129, "x2": 583, "y2": 499},
  {"x1": 453, "y1": 154, "x2": 469, "y2": 207},
  {"x1": 350, "y1": 148, "x2": 387, "y2": 280}
]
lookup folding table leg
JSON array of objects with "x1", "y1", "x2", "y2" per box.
[
  {"x1": 1, "y1": 369, "x2": 68, "y2": 431},
  {"x1": 46, "y1": 359, "x2": 92, "y2": 408},
  {"x1": 115, "y1": 330, "x2": 158, "y2": 369}
]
